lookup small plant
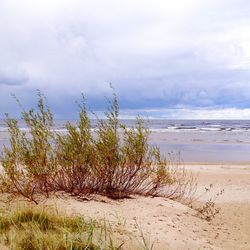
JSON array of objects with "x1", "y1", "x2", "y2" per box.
[
  {"x1": 195, "y1": 186, "x2": 224, "y2": 221},
  {"x1": 134, "y1": 220, "x2": 154, "y2": 250},
  {"x1": 189, "y1": 184, "x2": 224, "y2": 221}
]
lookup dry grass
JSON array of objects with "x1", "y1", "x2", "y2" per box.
[
  {"x1": 0, "y1": 205, "x2": 125, "y2": 250},
  {"x1": 0, "y1": 204, "x2": 167, "y2": 250},
  {"x1": 194, "y1": 185, "x2": 224, "y2": 221}
]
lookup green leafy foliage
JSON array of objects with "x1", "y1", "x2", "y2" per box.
[
  {"x1": 0, "y1": 91, "x2": 55, "y2": 202},
  {"x1": 0, "y1": 89, "x2": 192, "y2": 202}
]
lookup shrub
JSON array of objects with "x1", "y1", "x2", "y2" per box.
[
  {"x1": 0, "y1": 90, "x2": 193, "y2": 202},
  {"x1": 0, "y1": 91, "x2": 56, "y2": 203},
  {"x1": 53, "y1": 95, "x2": 98, "y2": 195}
]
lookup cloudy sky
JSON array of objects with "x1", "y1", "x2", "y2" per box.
[{"x1": 0, "y1": 0, "x2": 250, "y2": 119}]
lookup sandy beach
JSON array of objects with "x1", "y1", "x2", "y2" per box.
[
  {"x1": 1, "y1": 161, "x2": 249, "y2": 249},
  {"x1": 42, "y1": 163, "x2": 250, "y2": 250}
]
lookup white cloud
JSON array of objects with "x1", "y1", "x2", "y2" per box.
[{"x1": 119, "y1": 108, "x2": 250, "y2": 120}]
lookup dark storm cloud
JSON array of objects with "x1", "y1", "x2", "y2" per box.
[{"x1": 0, "y1": 0, "x2": 250, "y2": 118}]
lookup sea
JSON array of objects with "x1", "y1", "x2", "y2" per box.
[{"x1": 1, "y1": 119, "x2": 250, "y2": 164}]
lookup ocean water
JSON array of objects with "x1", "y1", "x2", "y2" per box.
[
  {"x1": 1, "y1": 119, "x2": 250, "y2": 132},
  {"x1": 1, "y1": 119, "x2": 250, "y2": 164}
]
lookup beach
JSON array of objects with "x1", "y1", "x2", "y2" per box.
[
  {"x1": 0, "y1": 120, "x2": 250, "y2": 249},
  {"x1": 42, "y1": 163, "x2": 250, "y2": 250}
]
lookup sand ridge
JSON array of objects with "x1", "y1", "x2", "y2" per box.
[{"x1": 43, "y1": 164, "x2": 250, "y2": 249}]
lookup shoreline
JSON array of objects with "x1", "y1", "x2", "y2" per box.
[
  {"x1": 183, "y1": 162, "x2": 250, "y2": 166},
  {"x1": 2, "y1": 127, "x2": 250, "y2": 163}
]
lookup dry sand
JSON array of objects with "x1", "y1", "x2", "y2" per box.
[{"x1": 42, "y1": 164, "x2": 250, "y2": 250}]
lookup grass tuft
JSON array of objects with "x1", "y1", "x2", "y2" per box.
[{"x1": 0, "y1": 205, "x2": 122, "y2": 250}]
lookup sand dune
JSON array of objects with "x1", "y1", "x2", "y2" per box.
[{"x1": 43, "y1": 164, "x2": 250, "y2": 249}]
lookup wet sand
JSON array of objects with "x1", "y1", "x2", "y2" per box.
[
  {"x1": 149, "y1": 131, "x2": 250, "y2": 164},
  {"x1": 1, "y1": 129, "x2": 250, "y2": 164}
]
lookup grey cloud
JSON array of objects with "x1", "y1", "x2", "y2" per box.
[
  {"x1": 0, "y1": 0, "x2": 250, "y2": 117},
  {"x1": 0, "y1": 70, "x2": 29, "y2": 86}
]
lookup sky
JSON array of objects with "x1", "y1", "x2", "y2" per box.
[{"x1": 0, "y1": 0, "x2": 250, "y2": 119}]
